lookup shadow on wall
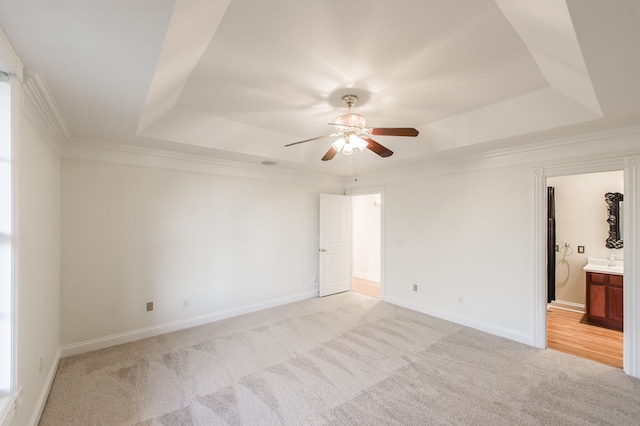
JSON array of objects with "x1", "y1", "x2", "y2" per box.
[{"x1": 555, "y1": 243, "x2": 574, "y2": 290}]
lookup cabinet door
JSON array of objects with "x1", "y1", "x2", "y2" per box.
[
  {"x1": 608, "y1": 286, "x2": 624, "y2": 323},
  {"x1": 589, "y1": 284, "x2": 606, "y2": 318}
]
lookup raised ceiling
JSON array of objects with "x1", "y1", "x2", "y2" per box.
[{"x1": 1, "y1": 0, "x2": 639, "y2": 177}]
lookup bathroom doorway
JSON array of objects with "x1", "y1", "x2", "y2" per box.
[
  {"x1": 351, "y1": 193, "x2": 381, "y2": 299},
  {"x1": 546, "y1": 171, "x2": 624, "y2": 368}
]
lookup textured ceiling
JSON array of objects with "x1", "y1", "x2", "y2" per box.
[{"x1": 1, "y1": 0, "x2": 639, "y2": 177}]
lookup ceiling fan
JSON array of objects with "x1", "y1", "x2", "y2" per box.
[{"x1": 285, "y1": 94, "x2": 419, "y2": 161}]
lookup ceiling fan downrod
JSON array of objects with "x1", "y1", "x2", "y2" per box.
[{"x1": 342, "y1": 94, "x2": 358, "y2": 112}]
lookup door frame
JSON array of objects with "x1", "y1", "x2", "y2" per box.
[
  {"x1": 532, "y1": 156, "x2": 640, "y2": 377},
  {"x1": 346, "y1": 187, "x2": 385, "y2": 299}
]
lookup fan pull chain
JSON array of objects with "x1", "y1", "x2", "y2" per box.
[{"x1": 348, "y1": 154, "x2": 358, "y2": 182}]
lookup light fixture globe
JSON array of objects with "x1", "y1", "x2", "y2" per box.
[
  {"x1": 334, "y1": 112, "x2": 366, "y2": 128},
  {"x1": 334, "y1": 94, "x2": 366, "y2": 130},
  {"x1": 348, "y1": 134, "x2": 368, "y2": 151}
]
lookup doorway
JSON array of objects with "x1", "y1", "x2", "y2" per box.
[
  {"x1": 351, "y1": 193, "x2": 381, "y2": 299},
  {"x1": 546, "y1": 171, "x2": 624, "y2": 368}
]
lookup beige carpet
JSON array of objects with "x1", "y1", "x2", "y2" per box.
[{"x1": 40, "y1": 292, "x2": 640, "y2": 425}]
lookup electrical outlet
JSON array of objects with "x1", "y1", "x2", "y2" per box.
[
  {"x1": 458, "y1": 296, "x2": 464, "y2": 304},
  {"x1": 413, "y1": 284, "x2": 418, "y2": 292},
  {"x1": 146, "y1": 301, "x2": 153, "y2": 311},
  {"x1": 578, "y1": 245, "x2": 585, "y2": 253},
  {"x1": 183, "y1": 299, "x2": 190, "y2": 308}
]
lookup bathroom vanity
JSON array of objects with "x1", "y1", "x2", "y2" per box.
[{"x1": 584, "y1": 258, "x2": 624, "y2": 331}]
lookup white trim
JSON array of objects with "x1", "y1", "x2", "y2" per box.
[
  {"x1": 28, "y1": 349, "x2": 60, "y2": 426},
  {"x1": 357, "y1": 124, "x2": 640, "y2": 185},
  {"x1": 9, "y1": 71, "x2": 21, "y2": 422},
  {"x1": 53, "y1": 115, "x2": 640, "y2": 192},
  {"x1": 384, "y1": 296, "x2": 534, "y2": 347},
  {"x1": 0, "y1": 27, "x2": 23, "y2": 81},
  {"x1": 0, "y1": 395, "x2": 16, "y2": 426},
  {"x1": 22, "y1": 71, "x2": 69, "y2": 148},
  {"x1": 0, "y1": 33, "x2": 22, "y2": 425},
  {"x1": 62, "y1": 138, "x2": 345, "y2": 188},
  {"x1": 21, "y1": 94, "x2": 62, "y2": 157},
  {"x1": 532, "y1": 167, "x2": 547, "y2": 349},
  {"x1": 623, "y1": 156, "x2": 640, "y2": 377},
  {"x1": 51, "y1": 106, "x2": 640, "y2": 190},
  {"x1": 60, "y1": 290, "x2": 318, "y2": 357},
  {"x1": 548, "y1": 300, "x2": 586, "y2": 314},
  {"x1": 533, "y1": 155, "x2": 640, "y2": 378}
]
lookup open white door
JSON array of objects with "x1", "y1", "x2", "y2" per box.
[{"x1": 319, "y1": 194, "x2": 351, "y2": 297}]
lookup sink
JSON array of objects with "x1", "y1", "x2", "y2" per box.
[{"x1": 583, "y1": 257, "x2": 624, "y2": 275}]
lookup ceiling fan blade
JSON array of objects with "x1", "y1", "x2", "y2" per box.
[
  {"x1": 328, "y1": 122, "x2": 363, "y2": 130},
  {"x1": 369, "y1": 127, "x2": 419, "y2": 137},
  {"x1": 321, "y1": 147, "x2": 338, "y2": 161},
  {"x1": 363, "y1": 137, "x2": 393, "y2": 158},
  {"x1": 284, "y1": 134, "x2": 337, "y2": 147}
]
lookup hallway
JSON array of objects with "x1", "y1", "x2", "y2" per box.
[{"x1": 352, "y1": 276, "x2": 380, "y2": 299}]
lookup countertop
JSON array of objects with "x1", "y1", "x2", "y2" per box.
[{"x1": 583, "y1": 257, "x2": 624, "y2": 276}]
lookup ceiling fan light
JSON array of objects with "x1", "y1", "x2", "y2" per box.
[
  {"x1": 342, "y1": 143, "x2": 354, "y2": 155},
  {"x1": 332, "y1": 137, "x2": 345, "y2": 152},
  {"x1": 334, "y1": 113, "x2": 366, "y2": 129},
  {"x1": 349, "y1": 134, "x2": 368, "y2": 151}
]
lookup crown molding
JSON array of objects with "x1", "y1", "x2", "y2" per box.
[
  {"x1": 0, "y1": 26, "x2": 23, "y2": 80},
  {"x1": 22, "y1": 71, "x2": 69, "y2": 149},
  {"x1": 62, "y1": 138, "x2": 346, "y2": 188},
  {"x1": 348, "y1": 123, "x2": 640, "y2": 187},
  {"x1": 61, "y1": 122, "x2": 640, "y2": 190}
]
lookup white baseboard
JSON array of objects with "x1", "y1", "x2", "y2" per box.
[
  {"x1": 383, "y1": 296, "x2": 535, "y2": 347},
  {"x1": 0, "y1": 395, "x2": 16, "y2": 426},
  {"x1": 548, "y1": 300, "x2": 586, "y2": 314},
  {"x1": 29, "y1": 348, "x2": 61, "y2": 426},
  {"x1": 60, "y1": 290, "x2": 318, "y2": 357}
]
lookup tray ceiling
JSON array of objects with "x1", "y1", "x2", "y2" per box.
[{"x1": 1, "y1": 0, "x2": 639, "y2": 177}]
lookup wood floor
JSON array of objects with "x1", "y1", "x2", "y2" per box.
[
  {"x1": 547, "y1": 307, "x2": 623, "y2": 368},
  {"x1": 352, "y1": 276, "x2": 380, "y2": 299}
]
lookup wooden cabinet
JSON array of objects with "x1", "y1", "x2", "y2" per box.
[{"x1": 586, "y1": 272, "x2": 623, "y2": 331}]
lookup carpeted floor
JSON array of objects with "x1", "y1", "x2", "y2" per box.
[{"x1": 40, "y1": 292, "x2": 640, "y2": 425}]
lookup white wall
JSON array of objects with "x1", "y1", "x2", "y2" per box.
[
  {"x1": 548, "y1": 171, "x2": 624, "y2": 307},
  {"x1": 351, "y1": 194, "x2": 380, "y2": 282},
  {"x1": 61, "y1": 158, "x2": 339, "y2": 347},
  {"x1": 13, "y1": 93, "x2": 61, "y2": 426},
  {"x1": 383, "y1": 165, "x2": 535, "y2": 343}
]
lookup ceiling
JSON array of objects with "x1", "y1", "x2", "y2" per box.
[{"x1": 1, "y1": 0, "x2": 639, "y2": 177}]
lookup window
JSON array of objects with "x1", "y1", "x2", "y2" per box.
[{"x1": 0, "y1": 74, "x2": 13, "y2": 422}]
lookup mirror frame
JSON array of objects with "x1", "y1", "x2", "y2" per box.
[{"x1": 605, "y1": 192, "x2": 623, "y2": 249}]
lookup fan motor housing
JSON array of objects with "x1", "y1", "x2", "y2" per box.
[{"x1": 335, "y1": 113, "x2": 366, "y2": 129}]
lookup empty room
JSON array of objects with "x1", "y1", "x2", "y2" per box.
[{"x1": 1, "y1": 1, "x2": 640, "y2": 425}]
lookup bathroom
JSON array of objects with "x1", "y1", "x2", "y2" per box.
[{"x1": 547, "y1": 170, "x2": 624, "y2": 313}]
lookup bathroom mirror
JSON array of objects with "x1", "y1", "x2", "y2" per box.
[{"x1": 605, "y1": 192, "x2": 623, "y2": 249}]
